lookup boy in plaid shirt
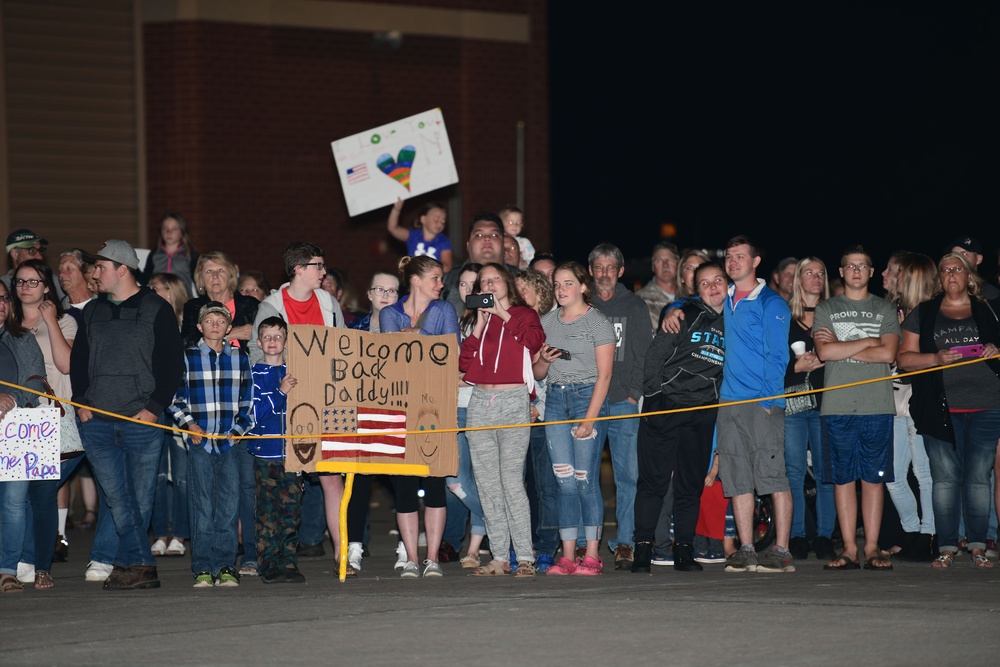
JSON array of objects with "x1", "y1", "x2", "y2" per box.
[{"x1": 169, "y1": 302, "x2": 253, "y2": 588}]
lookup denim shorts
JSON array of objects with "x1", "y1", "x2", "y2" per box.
[{"x1": 822, "y1": 414, "x2": 894, "y2": 485}]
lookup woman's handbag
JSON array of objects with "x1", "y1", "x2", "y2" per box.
[
  {"x1": 784, "y1": 373, "x2": 817, "y2": 415},
  {"x1": 27, "y1": 374, "x2": 83, "y2": 456}
]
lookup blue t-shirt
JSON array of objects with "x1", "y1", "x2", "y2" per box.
[{"x1": 407, "y1": 228, "x2": 451, "y2": 261}]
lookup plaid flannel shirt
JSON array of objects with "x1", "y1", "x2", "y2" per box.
[{"x1": 169, "y1": 340, "x2": 253, "y2": 455}]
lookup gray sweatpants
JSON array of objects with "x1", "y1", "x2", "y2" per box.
[{"x1": 466, "y1": 386, "x2": 535, "y2": 565}]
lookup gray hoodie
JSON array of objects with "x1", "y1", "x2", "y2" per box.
[{"x1": 591, "y1": 283, "x2": 653, "y2": 403}]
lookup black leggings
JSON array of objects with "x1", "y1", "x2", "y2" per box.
[{"x1": 393, "y1": 476, "x2": 447, "y2": 513}]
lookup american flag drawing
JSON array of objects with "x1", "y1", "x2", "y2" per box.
[
  {"x1": 346, "y1": 163, "x2": 369, "y2": 185},
  {"x1": 322, "y1": 406, "x2": 407, "y2": 459}
]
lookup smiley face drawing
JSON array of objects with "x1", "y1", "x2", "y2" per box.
[
  {"x1": 414, "y1": 406, "x2": 440, "y2": 465},
  {"x1": 289, "y1": 403, "x2": 320, "y2": 466}
]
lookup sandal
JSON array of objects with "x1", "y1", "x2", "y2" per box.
[
  {"x1": 823, "y1": 554, "x2": 860, "y2": 571},
  {"x1": 863, "y1": 554, "x2": 893, "y2": 571},
  {"x1": 460, "y1": 554, "x2": 481, "y2": 569},
  {"x1": 469, "y1": 560, "x2": 510, "y2": 576},
  {"x1": 34, "y1": 571, "x2": 55, "y2": 590},
  {"x1": 79, "y1": 509, "x2": 97, "y2": 530},
  {"x1": 1, "y1": 574, "x2": 23, "y2": 593},
  {"x1": 513, "y1": 561, "x2": 536, "y2": 578},
  {"x1": 972, "y1": 553, "x2": 995, "y2": 568},
  {"x1": 932, "y1": 553, "x2": 955, "y2": 569},
  {"x1": 333, "y1": 561, "x2": 357, "y2": 577}
]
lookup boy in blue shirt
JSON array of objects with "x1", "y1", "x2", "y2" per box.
[
  {"x1": 248, "y1": 316, "x2": 305, "y2": 584},
  {"x1": 169, "y1": 302, "x2": 253, "y2": 588}
]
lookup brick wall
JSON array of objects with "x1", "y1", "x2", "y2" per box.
[{"x1": 144, "y1": 3, "x2": 549, "y2": 308}]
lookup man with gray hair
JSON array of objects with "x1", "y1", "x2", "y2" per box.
[
  {"x1": 58, "y1": 248, "x2": 96, "y2": 310},
  {"x1": 588, "y1": 242, "x2": 653, "y2": 569},
  {"x1": 637, "y1": 241, "x2": 680, "y2": 329}
]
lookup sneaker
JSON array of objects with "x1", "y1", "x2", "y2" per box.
[
  {"x1": 987, "y1": 539, "x2": 999, "y2": 560},
  {"x1": 17, "y1": 562, "x2": 35, "y2": 584},
  {"x1": 422, "y1": 559, "x2": 443, "y2": 577},
  {"x1": 85, "y1": 561, "x2": 114, "y2": 582},
  {"x1": 348, "y1": 542, "x2": 364, "y2": 571},
  {"x1": 613, "y1": 544, "x2": 635, "y2": 570},
  {"x1": 215, "y1": 566, "x2": 240, "y2": 587},
  {"x1": 103, "y1": 565, "x2": 160, "y2": 590},
  {"x1": 283, "y1": 566, "x2": 306, "y2": 584},
  {"x1": 546, "y1": 557, "x2": 577, "y2": 576},
  {"x1": 166, "y1": 538, "x2": 186, "y2": 556},
  {"x1": 261, "y1": 568, "x2": 287, "y2": 584},
  {"x1": 394, "y1": 541, "x2": 408, "y2": 570},
  {"x1": 54, "y1": 535, "x2": 69, "y2": 563},
  {"x1": 694, "y1": 551, "x2": 727, "y2": 564},
  {"x1": 789, "y1": 536, "x2": 809, "y2": 561},
  {"x1": 574, "y1": 556, "x2": 604, "y2": 576},
  {"x1": 724, "y1": 546, "x2": 758, "y2": 573},
  {"x1": 150, "y1": 539, "x2": 167, "y2": 557},
  {"x1": 756, "y1": 546, "x2": 796, "y2": 573},
  {"x1": 239, "y1": 562, "x2": 259, "y2": 576},
  {"x1": 535, "y1": 554, "x2": 554, "y2": 573},
  {"x1": 400, "y1": 560, "x2": 420, "y2": 578},
  {"x1": 651, "y1": 553, "x2": 674, "y2": 566},
  {"x1": 193, "y1": 571, "x2": 214, "y2": 588}
]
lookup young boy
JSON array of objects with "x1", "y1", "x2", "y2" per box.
[
  {"x1": 169, "y1": 302, "x2": 253, "y2": 588},
  {"x1": 248, "y1": 316, "x2": 305, "y2": 584}
]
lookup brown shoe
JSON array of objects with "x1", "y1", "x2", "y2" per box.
[
  {"x1": 103, "y1": 565, "x2": 160, "y2": 590},
  {"x1": 614, "y1": 544, "x2": 635, "y2": 570}
]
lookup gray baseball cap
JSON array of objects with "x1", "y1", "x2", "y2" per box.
[{"x1": 93, "y1": 240, "x2": 140, "y2": 270}]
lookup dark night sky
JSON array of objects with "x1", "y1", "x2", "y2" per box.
[{"x1": 549, "y1": 4, "x2": 998, "y2": 284}]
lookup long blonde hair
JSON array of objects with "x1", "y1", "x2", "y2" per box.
[
  {"x1": 896, "y1": 253, "x2": 938, "y2": 313},
  {"x1": 789, "y1": 257, "x2": 830, "y2": 322}
]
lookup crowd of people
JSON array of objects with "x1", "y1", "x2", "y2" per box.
[{"x1": 1, "y1": 209, "x2": 999, "y2": 592}]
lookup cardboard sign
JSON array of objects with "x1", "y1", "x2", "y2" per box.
[
  {"x1": 0, "y1": 408, "x2": 61, "y2": 481},
  {"x1": 331, "y1": 108, "x2": 459, "y2": 217},
  {"x1": 284, "y1": 325, "x2": 458, "y2": 477}
]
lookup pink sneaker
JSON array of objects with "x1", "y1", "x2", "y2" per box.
[
  {"x1": 574, "y1": 556, "x2": 604, "y2": 576},
  {"x1": 546, "y1": 557, "x2": 577, "y2": 576}
]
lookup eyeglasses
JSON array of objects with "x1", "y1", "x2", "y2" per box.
[
  {"x1": 843, "y1": 263, "x2": 870, "y2": 272},
  {"x1": 940, "y1": 266, "x2": 966, "y2": 275},
  {"x1": 472, "y1": 232, "x2": 502, "y2": 241},
  {"x1": 0, "y1": 295, "x2": 10, "y2": 303},
  {"x1": 303, "y1": 262, "x2": 326, "y2": 270},
  {"x1": 369, "y1": 287, "x2": 398, "y2": 297},
  {"x1": 14, "y1": 279, "x2": 42, "y2": 288},
  {"x1": 20, "y1": 247, "x2": 42, "y2": 257}
]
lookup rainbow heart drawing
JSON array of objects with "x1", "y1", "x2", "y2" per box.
[{"x1": 376, "y1": 145, "x2": 416, "y2": 191}]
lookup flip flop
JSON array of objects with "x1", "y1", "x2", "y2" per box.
[
  {"x1": 864, "y1": 555, "x2": 894, "y2": 571},
  {"x1": 1, "y1": 574, "x2": 23, "y2": 593},
  {"x1": 823, "y1": 555, "x2": 860, "y2": 571}
]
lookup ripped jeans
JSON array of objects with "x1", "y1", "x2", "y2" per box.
[{"x1": 544, "y1": 383, "x2": 609, "y2": 542}]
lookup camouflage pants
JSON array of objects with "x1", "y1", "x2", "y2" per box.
[{"x1": 254, "y1": 458, "x2": 303, "y2": 571}]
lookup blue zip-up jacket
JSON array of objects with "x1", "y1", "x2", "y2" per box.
[
  {"x1": 719, "y1": 279, "x2": 790, "y2": 410},
  {"x1": 248, "y1": 363, "x2": 288, "y2": 460}
]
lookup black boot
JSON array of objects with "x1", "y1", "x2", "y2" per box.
[
  {"x1": 631, "y1": 541, "x2": 653, "y2": 573},
  {"x1": 898, "y1": 533, "x2": 935, "y2": 562},
  {"x1": 673, "y1": 543, "x2": 704, "y2": 571}
]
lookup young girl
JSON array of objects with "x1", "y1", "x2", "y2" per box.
[
  {"x1": 499, "y1": 205, "x2": 535, "y2": 270},
  {"x1": 532, "y1": 262, "x2": 615, "y2": 576},
  {"x1": 386, "y1": 199, "x2": 453, "y2": 272},
  {"x1": 142, "y1": 211, "x2": 198, "y2": 295}
]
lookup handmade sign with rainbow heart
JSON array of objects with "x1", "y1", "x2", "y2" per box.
[{"x1": 377, "y1": 145, "x2": 416, "y2": 191}]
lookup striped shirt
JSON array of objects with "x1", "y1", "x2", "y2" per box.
[{"x1": 169, "y1": 340, "x2": 253, "y2": 455}]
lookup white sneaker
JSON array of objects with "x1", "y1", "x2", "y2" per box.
[
  {"x1": 17, "y1": 562, "x2": 35, "y2": 584},
  {"x1": 348, "y1": 542, "x2": 363, "y2": 571},
  {"x1": 422, "y1": 559, "x2": 443, "y2": 577},
  {"x1": 394, "y1": 541, "x2": 408, "y2": 570},
  {"x1": 400, "y1": 560, "x2": 420, "y2": 578},
  {"x1": 150, "y1": 539, "x2": 167, "y2": 556},
  {"x1": 85, "y1": 561, "x2": 114, "y2": 582},
  {"x1": 166, "y1": 538, "x2": 186, "y2": 556}
]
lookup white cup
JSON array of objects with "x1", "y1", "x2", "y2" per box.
[{"x1": 791, "y1": 341, "x2": 807, "y2": 356}]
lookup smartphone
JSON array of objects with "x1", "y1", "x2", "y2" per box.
[
  {"x1": 550, "y1": 347, "x2": 572, "y2": 361},
  {"x1": 951, "y1": 344, "x2": 985, "y2": 358},
  {"x1": 465, "y1": 293, "x2": 494, "y2": 309}
]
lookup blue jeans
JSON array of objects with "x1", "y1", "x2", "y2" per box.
[
  {"x1": 606, "y1": 399, "x2": 639, "y2": 549},
  {"x1": 924, "y1": 409, "x2": 1000, "y2": 552},
  {"x1": 544, "y1": 383, "x2": 609, "y2": 542},
  {"x1": 187, "y1": 444, "x2": 240, "y2": 575},
  {"x1": 19, "y1": 457, "x2": 84, "y2": 568},
  {"x1": 886, "y1": 415, "x2": 934, "y2": 534},
  {"x1": 80, "y1": 417, "x2": 163, "y2": 568},
  {"x1": 151, "y1": 430, "x2": 189, "y2": 538},
  {"x1": 0, "y1": 479, "x2": 58, "y2": 575},
  {"x1": 784, "y1": 409, "x2": 836, "y2": 539},
  {"x1": 529, "y1": 419, "x2": 560, "y2": 556},
  {"x1": 236, "y1": 445, "x2": 258, "y2": 565},
  {"x1": 299, "y1": 476, "x2": 327, "y2": 546},
  {"x1": 444, "y1": 407, "x2": 486, "y2": 550}
]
